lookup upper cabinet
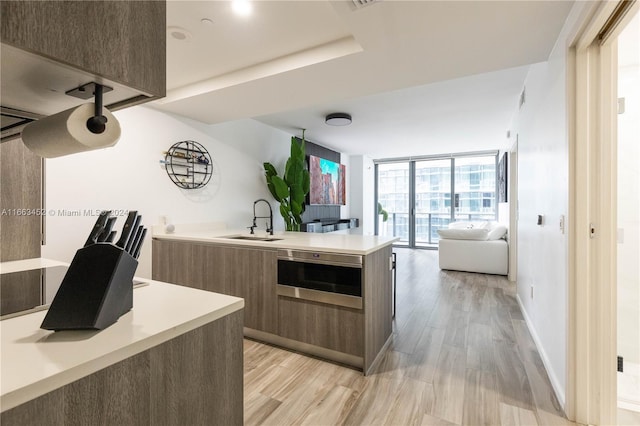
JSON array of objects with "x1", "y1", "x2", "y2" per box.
[{"x1": 0, "y1": 1, "x2": 166, "y2": 140}]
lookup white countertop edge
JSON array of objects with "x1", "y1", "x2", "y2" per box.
[
  {"x1": 0, "y1": 258, "x2": 67, "y2": 274},
  {"x1": 1, "y1": 299, "x2": 243, "y2": 413},
  {"x1": 153, "y1": 232, "x2": 399, "y2": 255}
]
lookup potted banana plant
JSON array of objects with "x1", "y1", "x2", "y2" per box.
[{"x1": 263, "y1": 131, "x2": 310, "y2": 231}]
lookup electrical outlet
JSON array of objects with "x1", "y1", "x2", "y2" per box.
[{"x1": 559, "y1": 215, "x2": 565, "y2": 234}]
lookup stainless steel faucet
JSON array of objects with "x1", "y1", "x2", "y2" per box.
[{"x1": 252, "y1": 199, "x2": 273, "y2": 235}]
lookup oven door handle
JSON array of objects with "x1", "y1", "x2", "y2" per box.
[
  {"x1": 276, "y1": 284, "x2": 363, "y2": 310},
  {"x1": 277, "y1": 257, "x2": 363, "y2": 268}
]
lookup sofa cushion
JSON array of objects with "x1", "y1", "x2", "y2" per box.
[
  {"x1": 487, "y1": 224, "x2": 508, "y2": 240},
  {"x1": 437, "y1": 228, "x2": 489, "y2": 240},
  {"x1": 438, "y1": 221, "x2": 508, "y2": 241}
]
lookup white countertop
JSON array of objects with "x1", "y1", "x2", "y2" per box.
[
  {"x1": 153, "y1": 228, "x2": 399, "y2": 255},
  {"x1": 0, "y1": 258, "x2": 244, "y2": 412}
]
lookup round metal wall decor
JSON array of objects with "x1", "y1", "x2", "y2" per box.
[{"x1": 163, "y1": 140, "x2": 213, "y2": 189}]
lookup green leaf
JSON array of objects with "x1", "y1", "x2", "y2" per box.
[
  {"x1": 271, "y1": 176, "x2": 289, "y2": 201},
  {"x1": 266, "y1": 182, "x2": 278, "y2": 200},
  {"x1": 290, "y1": 183, "x2": 304, "y2": 206},
  {"x1": 290, "y1": 199, "x2": 302, "y2": 216},
  {"x1": 263, "y1": 162, "x2": 277, "y2": 177},
  {"x1": 301, "y1": 170, "x2": 310, "y2": 195},
  {"x1": 290, "y1": 137, "x2": 303, "y2": 159},
  {"x1": 378, "y1": 202, "x2": 389, "y2": 221}
]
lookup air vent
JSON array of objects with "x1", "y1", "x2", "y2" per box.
[{"x1": 351, "y1": 0, "x2": 380, "y2": 9}]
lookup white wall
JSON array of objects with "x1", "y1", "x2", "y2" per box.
[
  {"x1": 347, "y1": 155, "x2": 375, "y2": 235},
  {"x1": 507, "y1": 4, "x2": 588, "y2": 407},
  {"x1": 43, "y1": 106, "x2": 292, "y2": 278}
]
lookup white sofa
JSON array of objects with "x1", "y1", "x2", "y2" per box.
[{"x1": 437, "y1": 221, "x2": 508, "y2": 275}]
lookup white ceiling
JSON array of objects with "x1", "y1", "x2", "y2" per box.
[{"x1": 154, "y1": 0, "x2": 576, "y2": 159}]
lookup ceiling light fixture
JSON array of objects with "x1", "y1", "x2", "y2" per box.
[
  {"x1": 325, "y1": 113, "x2": 352, "y2": 126},
  {"x1": 201, "y1": 18, "x2": 214, "y2": 26},
  {"x1": 232, "y1": 0, "x2": 252, "y2": 16},
  {"x1": 167, "y1": 26, "x2": 192, "y2": 41}
]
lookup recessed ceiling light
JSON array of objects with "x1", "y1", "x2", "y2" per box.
[
  {"x1": 201, "y1": 18, "x2": 214, "y2": 25},
  {"x1": 325, "y1": 113, "x2": 352, "y2": 126},
  {"x1": 167, "y1": 26, "x2": 192, "y2": 41},
  {"x1": 232, "y1": 0, "x2": 252, "y2": 16}
]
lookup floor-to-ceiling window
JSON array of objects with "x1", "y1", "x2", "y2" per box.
[
  {"x1": 376, "y1": 162, "x2": 410, "y2": 244},
  {"x1": 376, "y1": 152, "x2": 498, "y2": 248}
]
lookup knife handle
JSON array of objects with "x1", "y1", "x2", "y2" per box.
[
  {"x1": 128, "y1": 225, "x2": 144, "y2": 256},
  {"x1": 116, "y1": 211, "x2": 138, "y2": 248},
  {"x1": 84, "y1": 210, "x2": 111, "y2": 247},
  {"x1": 124, "y1": 215, "x2": 141, "y2": 253},
  {"x1": 97, "y1": 217, "x2": 117, "y2": 242},
  {"x1": 132, "y1": 228, "x2": 147, "y2": 259}
]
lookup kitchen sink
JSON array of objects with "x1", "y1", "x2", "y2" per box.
[{"x1": 220, "y1": 235, "x2": 282, "y2": 242}]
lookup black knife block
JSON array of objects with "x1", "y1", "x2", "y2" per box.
[{"x1": 41, "y1": 243, "x2": 137, "y2": 331}]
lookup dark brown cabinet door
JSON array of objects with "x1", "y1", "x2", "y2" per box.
[
  {"x1": 227, "y1": 247, "x2": 278, "y2": 334},
  {"x1": 1, "y1": 1, "x2": 166, "y2": 98},
  {"x1": 152, "y1": 240, "x2": 278, "y2": 334},
  {"x1": 0, "y1": 138, "x2": 42, "y2": 261}
]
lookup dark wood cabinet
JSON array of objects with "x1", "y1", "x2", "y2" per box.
[
  {"x1": 152, "y1": 240, "x2": 278, "y2": 334},
  {"x1": 0, "y1": 269, "x2": 41, "y2": 315},
  {"x1": 152, "y1": 238, "x2": 394, "y2": 374},
  {"x1": 1, "y1": 310, "x2": 244, "y2": 426},
  {"x1": 278, "y1": 296, "x2": 364, "y2": 356},
  {"x1": 227, "y1": 246, "x2": 278, "y2": 334},
  {"x1": 0, "y1": 138, "x2": 43, "y2": 261},
  {"x1": 1, "y1": 1, "x2": 166, "y2": 99}
]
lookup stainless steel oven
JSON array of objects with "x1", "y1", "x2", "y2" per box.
[{"x1": 277, "y1": 249, "x2": 363, "y2": 309}]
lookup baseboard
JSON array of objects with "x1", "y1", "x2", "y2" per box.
[{"x1": 516, "y1": 294, "x2": 566, "y2": 411}]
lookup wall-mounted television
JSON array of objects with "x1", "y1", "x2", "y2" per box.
[{"x1": 309, "y1": 155, "x2": 346, "y2": 205}]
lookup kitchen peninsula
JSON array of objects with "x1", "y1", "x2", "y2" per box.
[
  {"x1": 0, "y1": 258, "x2": 244, "y2": 425},
  {"x1": 152, "y1": 226, "x2": 398, "y2": 374}
]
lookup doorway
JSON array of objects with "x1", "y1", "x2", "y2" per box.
[{"x1": 570, "y1": 1, "x2": 639, "y2": 424}]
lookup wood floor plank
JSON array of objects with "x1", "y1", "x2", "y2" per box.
[
  {"x1": 427, "y1": 297, "x2": 453, "y2": 329},
  {"x1": 499, "y1": 402, "x2": 539, "y2": 426},
  {"x1": 462, "y1": 369, "x2": 500, "y2": 426},
  {"x1": 493, "y1": 342, "x2": 535, "y2": 410},
  {"x1": 467, "y1": 323, "x2": 496, "y2": 372},
  {"x1": 257, "y1": 373, "x2": 334, "y2": 425},
  {"x1": 244, "y1": 392, "x2": 282, "y2": 426},
  {"x1": 375, "y1": 349, "x2": 412, "y2": 380},
  {"x1": 511, "y1": 320, "x2": 566, "y2": 418},
  {"x1": 468, "y1": 280, "x2": 491, "y2": 325},
  {"x1": 407, "y1": 326, "x2": 446, "y2": 383},
  {"x1": 381, "y1": 378, "x2": 429, "y2": 426},
  {"x1": 422, "y1": 413, "x2": 459, "y2": 425},
  {"x1": 443, "y1": 308, "x2": 469, "y2": 348},
  {"x1": 298, "y1": 385, "x2": 359, "y2": 426},
  {"x1": 392, "y1": 301, "x2": 437, "y2": 354},
  {"x1": 491, "y1": 305, "x2": 518, "y2": 344},
  {"x1": 431, "y1": 344, "x2": 467, "y2": 425},
  {"x1": 342, "y1": 376, "x2": 405, "y2": 425}
]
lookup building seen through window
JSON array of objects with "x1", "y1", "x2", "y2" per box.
[{"x1": 377, "y1": 154, "x2": 497, "y2": 247}]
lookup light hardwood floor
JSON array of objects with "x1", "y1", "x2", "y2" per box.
[{"x1": 244, "y1": 248, "x2": 574, "y2": 425}]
